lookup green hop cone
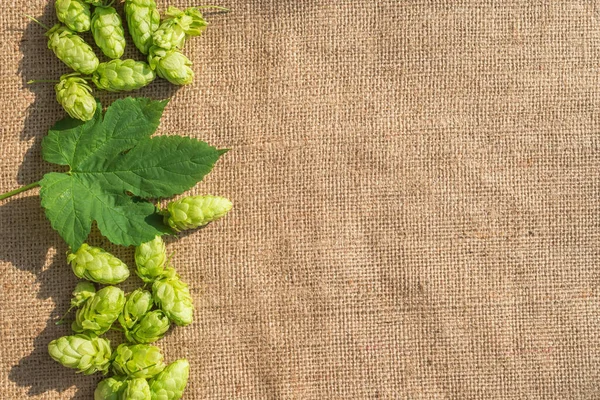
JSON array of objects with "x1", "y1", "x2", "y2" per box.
[
  {"x1": 55, "y1": 0, "x2": 91, "y2": 32},
  {"x1": 152, "y1": 268, "x2": 194, "y2": 326},
  {"x1": 55, "y1": 73, "x2": 97, "y2": 122},
  {"x1": 92, "y1": 59, "x2": 156, "y2": 92},
  {"x1": 135, "y1": 236, "x2": 167, "y2": 283},
  {"x1": 91, "y1": 6, "x2": 126, "y2": 59},
  {"x1": 72, "y1": 286, "x2": 126, "y2": 335},
  {"x1": 152, "y1": 19, "x2": 186, "y2": 51},
  {"x1": 124, "y1": 0, "x2": 160, "y2": 54},
  {"x1": 68, "y1": 243, "x2": 130, "y2": 284},
  {"x1": 125, "y1": 310, "x2": 171, "y2": 344},
  {"x1": 122, "y1": 378, "x2": 152, "y2": 400},
  {"x1": 149, "y1": 359, "x2": 189, "y2": 400},
  {"x1": 46, "y1": 24, "x2": 99, "y2": 75},
  {"x1": 94, "y1": 376, "x2": 126, "y2": 400},
  {"x1": 112, "y1": 344, "x2": 166, "y2": 379},
  {"x1": 164, "y1": 195, "x2": 232, "y2": 232},
  {"x1": 119, "y1": 289, "x2": 153, "y2": 330},
  {"x1": 71, "y1": 281, "x2": 96, "y2": 307},
  {"x1": 148, "y1": 47, "x2": 194, "y2": 86},
  {"x1": 48, "y1": 334, "x2": 111, "y2": 375},
  {"x1": 165, "y1": 6, "x2": 208, "y2": 36},
  {"x1": 83, "y1": 0, "x2": 104, "y2": 5}
]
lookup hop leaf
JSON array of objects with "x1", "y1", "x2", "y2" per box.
[
  {"x1": 46, "y1": 24, "x2": 99, "y2": 75},
  {"x1": 112, "y1": 344, "x2": 166, "y2": 379},
  {"x1": 68, "y1": 244, "x2": 130, "y2": 284},
  {"x1": 48, "y1": 334, "x2": 112, "y2": 375},
  {"x1": 72, "y1": 286, "x2": 125, "y2": 335},
  {"x1": 152, "y1": 268, "x2": 194, "y2": 326},
  {"x1": 135, "y1": 236, "x2": 167, "y2": 283},
  {"x1": 91, "y1": 6, "x2": 126, "y2": 59},
  {"x1": 119, "y1": 289, "x2": 153, "y2": 330},
  {"x1": 124, "y1": 0, "x2": 160, "y2": 54},
  {"x1": 94, "y1": 376, "x2": 126, "y2": 400},
  {"x1": 71, "y1": 281, "x2": 96, "y2": 307},
  {"x1": 55, "y1": 73, "x2": 97, "y2": 122},
  {"x1": 39, "y1": 98, "x2": 226, "y2": 249},
  {"x1": 148, "y1": 47, "x2": 194, "y2": 86},
  {"x1": 149, "y1": 359, "x2": 189, "y2": 400},
  {"x1": 92, "y1": 59, "x2": 155, "y2": 92},
  {"x1": 55, "y1": 0, "x2": 91, "y2": 32},
  {"x1": 122, "y1": 378, "x2": 151, "y2": 400},
  {"x1": 164, "y1": 195, "x2": 232, "y2": 232},
  {"x1": 125, "y1": 310, "x2": 171, "y2": 344}
]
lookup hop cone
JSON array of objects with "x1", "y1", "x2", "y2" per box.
[
  {"x1": 68, "y1": 243, "x2": 130, "y2": 284},
  {"x1": 94, "y1": 376, "x2": 126, "y2": 400},
  {"x1": 112, "y1": 344, "x2": 166, "y2": 379},
  {"x1": 148, "y1": 47, "x2": 194, "y2": 86},
  {"x1": 135, "y1": 236, "x2": 167, "y2": 283},
  {"x1": 55, "y1": 0, "x2": 91, "y2": 33},
  {"x1": 164, "y1": 195, "x2": 233, "y2": 232},
  {"x1": 46, "y1": 24, "x2": 99, "y2": 75},
  {"x1": 119, "y1": 289, "x2": 153, "y2": 330},
  {"x1": 83, "y1": 0, "x2": 104, "y2": 4},
  {"x1": 165, "y1": 6, "x2": 208, "y2": 36},
  {"x1": 91, "y1": 6, "x2": 126, "y2": 59},
  {"x1": 71, "y1": 281, "x2": 96, "y2": 308},
  {"x1": 72, "y1": 286, "x2": 126, "y2": 335},
  {"x1": 149, "y1": 359, "x2": 189, "y2": 400},
  {"x1": 152, "y1": 268, "x2": 193, "y2": 326},
  {"x1": 48, "y1": 334, "x2": 111, "y2": 375},
  {"x1": 122, "y1": 378, "x2": 152, "y2": 400},
  {"x1": 152, "y1": 19, "x2": 186, "y2": 51},
  {"x1": 124, "y1": 0, "x2": 160, "y2": 54},
  {"x1": 92, "y1": 59, "x2": 156, "y2": 92},
  {"x1": 125, "y1": 310, "x2": 171, "y2": 344},
  {"x1": 55, "y1": 73, "x2": 96, "y2": 122}
]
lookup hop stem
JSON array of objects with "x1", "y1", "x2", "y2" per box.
[
  {"x1": 0, "y1": 181, "x2": 40, "y2": 201},
  {"x1": 25, "y1": 15, "x2": 51, "y2": 31}
]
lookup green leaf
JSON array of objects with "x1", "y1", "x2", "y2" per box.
[{"x1": 39, "y1": 97, "x2": 225, "y2": 249}]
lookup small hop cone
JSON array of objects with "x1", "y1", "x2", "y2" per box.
[
  {"x1": 149, "y1": 359, "x2": 189, "y2": 400},
  {"x1": 148, "y1": 47, "x2": 194, "y2": 86},
  {"x1": 68, "y1": 243, "x2": 130, "y2": 284},
  {"x1": 48, "y1": 334, "x2": 111, "y2": 375},
  {"x1": 164, "y1": 195, "x2": 232, "y2": 232},
  {"x1": 55, "y1": 0, "x2": 91, "y2": 32},
  {"x1": 152, "y1": 268, "x2": 194, "y2": 326},
  {"x1": 72, "y1": 286, "x2": 126, "y2": 335},
  {"x1": 55, "y1": 73, "x2": 97, "y2": 122},
  {"x1": 71, "y1": 281, "x2": 96, "y2": 308},
  {"x1": 135, "y1": 236, "x2": 167, "y2": 283},
  {"x1": 125, "y1": 310, "x2": 170, "y2": 344},
  {"x1": 94, "y1": 376, "x2": 126, "y2": 400},
  {"x1": 152, "y1": 19, "x2": 186, "y2": 51},
  {"x1": 92, "y1": 59, "x2": 156, "y2": 92},
  {"x1": 124, "y1": 0, "x2": 160, "y2": 54},
  {"x1": 46, "y1": 24, "x2": 99, "y2": 75},
  {"x1": 112, "y1": 344, "x2": 166, "y2": 379},
  {"x1": 165, "y1": 6, "x2": 208, "y2": 36},
  {"x1": 122, "y1": 378, "x2": 151, "y2": 400},
  {"x1": 119, "y1": 289, "x2": 153, "y2": 330},
  {"x1": 91, "y1": 6, "x2": 126, "y2": 59}
]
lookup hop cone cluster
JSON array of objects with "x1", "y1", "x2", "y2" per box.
[
  {"x1": 165, "y1": 195, "x2": 233, "y2": 232},
  {"x1": 48, "y1": 334, "x2": 111, "y2": 375},
  {"x1": 46, "y1": 24, "x2": 99, "y2": 75},
  {"x1": 92, "y1": 6, "x2": 126, "y2": 59},
  {"x1": 55, "y1": 73, "x2": 96, "y2": 121},
  {"x1": 68, "y1": 243, "x2": 130, "y2": 284},
  {"x1": 92, "y1": 59, "x2": 156, "y2": 92},
  {"x1": 112, "y1": 344, "x2": 166, "y2": 379},
  {"x1": 135, "y1": 236, "x2": 167, "y2": 283},
  {"x1": 55, "y1": 0, "x2": 91, "y2": 32},
  {"x1": 149, "y1": 359, "x2": 190, "y2": 400},
  {"x1": 124, "y1": 0, "x2": 160, "y2": 54},
  {"x1": 73, "y1": 286, "x2": 126, "y2": 335}
]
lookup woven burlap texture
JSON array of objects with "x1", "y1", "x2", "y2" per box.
[{"x1": 1, "y1": 0, "x2": 600, "y2": 399}]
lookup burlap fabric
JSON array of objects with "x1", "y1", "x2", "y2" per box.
[{"x1": 1, "y1": 0, "x2": 599, "y2": 398}]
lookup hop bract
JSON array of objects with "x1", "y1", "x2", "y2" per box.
[
  {"x1": 124, "y1": 0, "x2": 160, "y2": 54},
  {"x1": 164, "y1": 195, "x2": 232, "y2": 232},
  {"x1": 135, "y1": 236, "x2": 167, "y2": 283},
  {"x1": 68, "y1": 243, "x2": 130, "y2": 284},
  {"x1": 55, "y1": 0, "x2": 91, "y2": 33},
  {"x1": 152, "y1": 268, "x2": 194, "y2": 326},
  {"x1": 55, "y1": 73, "x2": 96, "y2": 122},
  {"x1": 94, "y1": 376, "x2": 126, "y2": 400},
  {"x1": 46, "y1": 24, "x2": 99, "y2": 75},
  {"x1": 72, "y1": 286, "x2": 125, "y2": 335},
  {"x1": 71, "y1": 281, "x2": 96, "y2": 308},
  {"x1": 149, "y1": 359, "x2": 189, "y2": 400},
  {"x1": 92, "y1": 59, "x2": 156, "y2": 92},
  {"x1": 149, "y1": 47, "x2": 194, "y2": 86},
  {"x1": 91, "y1": 6, "x2": 126, "y2": 59},
  {"x1": 112, "y1": 344, "x2": 166, "y2": 379},
  {"x1": 48, "y1": 334, "x2": 111, "y2": 375},
  {"x1": 119, "y1": 289, "x2": 153, "y2": 330},
  {"x1": 125, "y1": 310, "x2": 171, "y2": 344},
  {"x1": 122, "y1": 378, "x2": 151, "y2": 400}
]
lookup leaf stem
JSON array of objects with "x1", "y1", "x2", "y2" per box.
[
  {"x1": 0, "y1": 181, "x2": 40, "y2": 201},
  {"x1": 25, "y1": 15, "x2": 51, "y2": 30}
]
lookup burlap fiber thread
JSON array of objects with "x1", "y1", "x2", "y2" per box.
[{"x1": 1, "y1": 1, "x2": 599, "y2": 399}]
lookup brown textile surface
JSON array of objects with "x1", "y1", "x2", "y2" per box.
[{"x1": 1, "y1": 0, "x2": 600, "y2": 398}]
